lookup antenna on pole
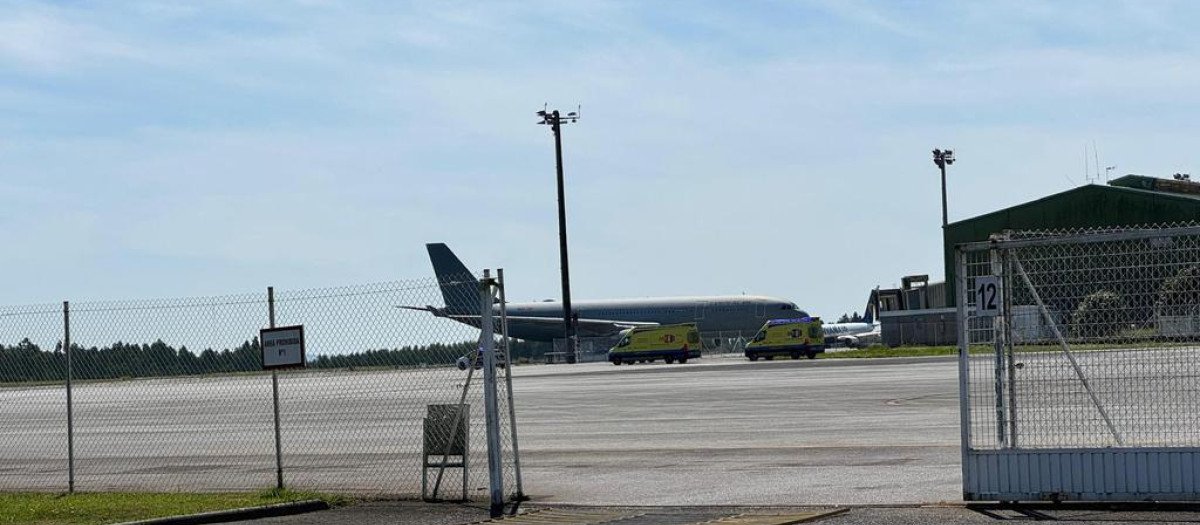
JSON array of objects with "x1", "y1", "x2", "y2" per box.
[
  {"x1": 1105, "y1": 165, "x2": 1116, "y2": 183},
  {"x1": 1083, "y1": 143, "x2": 1090, "y2": 184},
  {"x1": 536, "y1": 104, "x2": 582, "y2": 364}
]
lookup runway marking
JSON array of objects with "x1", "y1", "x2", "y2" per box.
[
  {"x1": 484, "y1": 508, "x2": 644, "y2": 525},
  {"x1": 695, "y1": 510, "x2": 849, "y2": 525}
]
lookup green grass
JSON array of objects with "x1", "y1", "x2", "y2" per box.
[
  {"x1": 0, "y1": 489, "x2": 346, "y2": 525},
  {"x1": 818, "y1": 345, "x2": 960, "y2": 359}
]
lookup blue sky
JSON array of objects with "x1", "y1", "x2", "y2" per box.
[{"x1": 3, "y1": 0, "x2": 1200, "y2": 319}]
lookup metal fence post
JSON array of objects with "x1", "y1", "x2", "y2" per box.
[
  {"x1": 989, "y1": 248, "x2": 1008, "y2": 448},
  {"x1": 480, "y1": 270, "x2": 504, "y2": 517},
  {"x1": 1003, "y1": 246, "x2": 1018, "y2": 448},
  {"x1": 497, "y1": 269, "x2": 525, "y2": 503},
  {"x1": 64, "y1": 300, "x2": 75, "y2": 493},
  {"x1": 268, "y1": 286, "x2": 284, "y2": 490},
  {"x1": 955, "y1": 249, "x2": 971, "y2": 498}
]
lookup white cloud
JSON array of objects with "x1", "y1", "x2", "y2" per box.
[{"x1": 0, "y1": 8, "x2": 147, "y2": 73}]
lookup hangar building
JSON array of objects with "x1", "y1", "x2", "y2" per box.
[{"x1": 884, "y1": 174, "x2": 1200, "y2": 346}]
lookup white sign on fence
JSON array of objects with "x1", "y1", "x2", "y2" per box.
[
  {"x1": 261, "y1": 325, "x2": 306, "y2": 369},
  {"x1": 974, "y1": 276, "x2": 1001, "y2": 317}
]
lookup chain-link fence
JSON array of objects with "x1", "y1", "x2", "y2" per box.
[
  {"x1": 958, "y1": 224, "x2": 1200, "y2": 501},
  {"x1": 0, "y1": 274, "x2": 522, "y2": 503},
  {"x1": 0, "y1": 303, "x2": 66, "y2": 491},
  {"x1": 962, "y1": 225, "x2": 1200, "y2": 450},
  {"x1": 880, "y1": 313, "x2": 956, "y2": 347}
]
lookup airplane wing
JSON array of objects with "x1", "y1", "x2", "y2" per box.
[
  {"x1": 397, "y1": 305, "x2": 658, "y2": 337},
  {"x1": 447, "y1": 315, "x2": 658, "y2": 337}
]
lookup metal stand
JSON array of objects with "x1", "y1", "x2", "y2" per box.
[{"x1": 422, "y1": 404, "x2": 470, "y2": 502}]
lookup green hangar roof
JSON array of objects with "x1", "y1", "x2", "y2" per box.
[{"x1": 942, "y1": 175, "x2": 1200, "y2": 306}]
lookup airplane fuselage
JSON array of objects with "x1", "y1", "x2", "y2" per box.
[
  {"x1": 822, "y1": 321, "x2": 881, "y2": 346},
  {"x1": 499, "y1": 295, "x2": 806, "y2": 341},
  {"x1": 425, "y1": 242, "x2": 811, "y2": 343},
  {"x1": 822, "y1": 322, "x2": 876, "y2": 336}
]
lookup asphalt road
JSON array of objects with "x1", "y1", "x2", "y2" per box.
[{"x1": 0, "y1": 355, "x2": 964, "y2": 505}]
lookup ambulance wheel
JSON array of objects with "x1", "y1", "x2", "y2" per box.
[
  {"x1": 639, "y1": 359, "x2": 647, "y2": 363},
  {"x1": 665, "y1": 357, "x2": 675, "y2": 364},
  {"x1": 679, "y1": 357, "x2": 688, "y2": 364},
  {"x1": 806, "y1": 351, "x2": 817, "y2": 360},
  {"x1": 748, "y1": 355, "x2": 758, "y2": 362},
  {"x1": 611, "y1": 359, "x2": 621, "y2": 365},
  {"x1": 790, "y1": 352, "x2": 801, "y2": 360}
]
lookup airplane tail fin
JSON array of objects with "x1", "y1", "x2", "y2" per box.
[{"x1": 426, "y1": 243, "x2": 480, "y2": 314}]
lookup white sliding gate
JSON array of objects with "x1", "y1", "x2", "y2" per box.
[{"x1": 957, "y1": 225, "x2": 1200, "y2": 502}]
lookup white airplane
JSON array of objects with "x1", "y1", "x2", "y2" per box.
[{"x1": 822, "y1": 299, "x2": 880, "y2": 348}]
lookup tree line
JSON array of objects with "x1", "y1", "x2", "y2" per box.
[{"x1": 0, "y1": 337, "x2": 557, "y2": 384}]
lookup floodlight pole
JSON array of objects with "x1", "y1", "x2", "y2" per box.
[
  {"x1": 933, "y1": 149, "x2": 955, "y2": 228},
  {"x1": 538, "y1": 108, "x2": 580, "y2": 363}
]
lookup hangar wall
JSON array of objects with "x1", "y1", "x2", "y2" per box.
[{"x1": 942, "y1": 178, "x2": 1200, "y2": 306}]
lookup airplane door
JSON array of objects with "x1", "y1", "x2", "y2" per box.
[{"x1": 695, "y1": 302, "x2": 708, "y2": 320}]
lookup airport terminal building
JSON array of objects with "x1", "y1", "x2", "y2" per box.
[{"x1": 883, "y1": 174, "x2": 1200, "y2": 347}]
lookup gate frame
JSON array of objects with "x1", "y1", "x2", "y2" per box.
[{"x1": 957, "y1": 226, "x2": 1200, "y2": 502}]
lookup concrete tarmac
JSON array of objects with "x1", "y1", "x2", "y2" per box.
[
  {"x1": 513, "y1": 356, "x2": 961, "y2": 505},
  {"x1": 0, "y1": 356, "x2": 964, "y2": 504}
]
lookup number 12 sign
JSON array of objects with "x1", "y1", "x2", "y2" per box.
[{"x1": 974, "y1": 276, "x2": 1001, "y2": 317}]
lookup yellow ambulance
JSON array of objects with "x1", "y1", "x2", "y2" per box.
[
  {"x1": 608, "y1": 323, "x2": 702, "y2": 365},
  {"x1": 744, "y1": 317, "x2": 825, "y2": 361}
]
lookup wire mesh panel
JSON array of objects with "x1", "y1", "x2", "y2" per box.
[
  {"x1": 0, "y1": 275, "x2": 522, "y2": 501},
  {"x1": 272, "y1": 276, "x2": 520, "y2": 498},
  {"x1": 959, "y1": 225, "x2": 1200, "y2": 501},
  {"x1": 0, "y1": 303, "x2": 67, "y2": 491},
  {"x1": 67, "y1": 293, "x2": 274, "y2": 492},
  {"x1": 961, "y1": 247, "x2": 1002, "y2": 452}
]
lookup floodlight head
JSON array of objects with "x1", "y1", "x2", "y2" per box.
[
  {"x1": 537, "y1": 110, "x2": 547, "y2": 117},
  {"x1": 567, "y1": 112, "x2": 577, "y2": 118},
  {"x1": 932, "y1": 148, "x2": 942, "y2": 157}
]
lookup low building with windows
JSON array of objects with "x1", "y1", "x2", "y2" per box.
[{"x1": 877, "y1": 275, "x2": 956, "y2": 347}]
